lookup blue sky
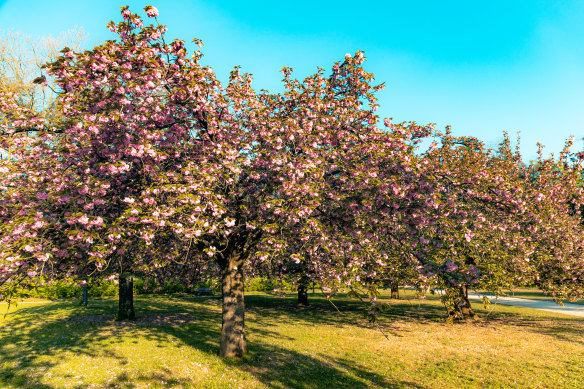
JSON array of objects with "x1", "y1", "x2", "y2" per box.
[{"x1": 1, "y1": 0, "x2": 583, "y2": 160}]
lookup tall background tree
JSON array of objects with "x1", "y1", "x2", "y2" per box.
[{"x1": 0, "y1": 29, "x2": 85, "y2": 115}]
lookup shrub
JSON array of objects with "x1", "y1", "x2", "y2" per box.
[
  {"x1": 88, "y1": 280, "x2": 117, "y2": 297},
  {"x1": 245, "y1": 277, "x2": 294, "y2": 292}
]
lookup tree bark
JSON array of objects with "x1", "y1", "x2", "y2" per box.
[
  {"x1": 81, "y1": 284, "x2": 88, "y2": 306},
  {"x1": 219, "y1": 253, "x2": 246, "y2": 359},
  {"x1": 458, "y1": 285, "x2": 476, "y2": 319},
  {"x1": 448, "y1": 284, "x2": 476, "y2": 320},
  {"x1": 297, "y1": 276, "x2": 309, "y2": 306},
  {"x1": 116, "y1": 273, "x2": 135, "y2": 321},
  {"x1": 390, "y1": 281, "x2": 400, "y2": 299}
]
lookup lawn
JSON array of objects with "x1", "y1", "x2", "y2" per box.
[{"x1": 1, "y1": 290, "x2": 583, "y2": 388}]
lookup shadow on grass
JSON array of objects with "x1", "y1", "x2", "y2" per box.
[
  {"x1": 2, "y1": 293, "x2": 582, "y2": 388},
  {"x1": 0, "y1": 299, "x2": 203, "y2": 388},
  {"x1": 0, "y1": 295, "x2": 426, "y2": 389}
]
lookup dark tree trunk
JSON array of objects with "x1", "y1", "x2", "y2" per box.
[
  {"x1": 298, "y1": 276, "x2": 309, "y2": 306},
  {"x1": 390, "y1": 281, "x2": 400, "y2": 299},
  {"x1": 448, "y1": 284, "x2": 476, "y2": 320},
  {"x1": 458, "y1": 285, "x2": 476, "y2": 319},
  {"x1": 116, "y1": 274, "x2": 135, "y2": 321},
  {"x1": 219, "y1": 253, "x2": 246, "y2": 359},
  {"x1": 81, "y1": 284, "x2": 88, "y2": 306}
]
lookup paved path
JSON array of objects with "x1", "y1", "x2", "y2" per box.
[{"x1": 467, "y1": 293, "x2": 584, "y2": 318}]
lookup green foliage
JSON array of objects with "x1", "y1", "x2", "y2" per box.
[
  {"x1": 161, "y1": 280, "x2": 187, "y2": 294},
  {"x1": 9, "y1": 277, "x2": 288, "y2": 301},
  {"x1": 11, "y1": 279, "x2": 117, "y2": 299},
  {"x1": 88, "y1": 280, "x2": 117, "y2": 297},
  {"x1": 195, "y1": 278, "x2": 221, "y2": 293},
  {"x1": 133, "y1": 277, "x2": 221, "y2": 295},
  {"x1": 245, "y1": 277, "x2": 294, "y2": 292}
]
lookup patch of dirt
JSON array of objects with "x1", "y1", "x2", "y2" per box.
[
  {"x1": 68, "y1": 314, "x2": 114, "y2": 325},
  {"x1": 68, "y1": 313, "x2": 195, "y2": 327}
]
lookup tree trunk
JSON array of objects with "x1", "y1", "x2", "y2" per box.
[
  {"x1": 458, "y1": 285, "x2": 476, "y2": 319},
  {"x1": 219, "y1": 253, "x2": 246, "y2": 359},
  {"x1": 390, "y1": 281, "x2": 400, "y2": 299},
  {"x1": 81, "y1": 284, "x2": 88, "y2": 306},
  {"x1": 116, "y1": 274, "x2": 135, "y2": 321},
  {"x1": 448, "y1": 284, "x2": 476, "y2": 320},
  {"x1": 298, "y1": 276, "x2": 309, "y2": 306}
]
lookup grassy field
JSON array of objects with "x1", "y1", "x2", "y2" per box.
[{"x1": 1, "y1": 290, "x2": 584, "y2": 388}]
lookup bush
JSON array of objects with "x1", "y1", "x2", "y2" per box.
[
  {"x1": 162, "y1": 280, "x2": 186, "y2": 294},
  {"x1": 245, "y1": 277, "x2": 294, "y2": 292},
  {"x1": 10, "y1": 279, "x2": 117, "y2": 300},
  {"x1": 10, "y1": 276, "x2": 282, "y2": 300},
  {"x1": 12, "y1": 280, "x2": 80, "y2": 299},
  {"x1": 88, "y1": 280, "x2": 117, "y2": 297},
  {"x1": 132, "y1": 276, "x2": 221, "y2": 295},
  {"x1": 195, "y1": 278, "x2": 221, "y2": 293}
]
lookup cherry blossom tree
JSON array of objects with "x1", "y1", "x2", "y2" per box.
[
  {"x1": 524, "y1": 140, "x2": 584, "y2": 301},
  {"x1": 402, "y1": 131, "x2": 541, "y2": 319},
  {"x1": 0, "y1": 5, "x2": 436, "y2": 358},
  {"x1": 413, "y1": 130, "x2": 584, "y2": 320},
  {"x1": 0, "y1": 5, "x2": 211, "y2": 318}
]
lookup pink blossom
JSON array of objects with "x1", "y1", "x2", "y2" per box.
[
  {"x1": 145, "y1": 5, "x2": 159, "y2": 17},
  {"x1": 446, "y1": 261, "x2": 458, "y2": 272},
  {"x1": 31, "y1": 221, "x2": 46, "y2": 229}
]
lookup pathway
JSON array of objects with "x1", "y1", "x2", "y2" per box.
[{"x1": 467, "y1": 293, "x2": 584, "y2": 318}]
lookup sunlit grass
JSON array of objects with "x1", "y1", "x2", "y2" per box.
[{"x1": 1, "y1": 290, "x2": 583, "y2": 388}]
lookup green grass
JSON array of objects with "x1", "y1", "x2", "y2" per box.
[{"x1": 1, "y1": 290, "x2": 584, "y2": 388}]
